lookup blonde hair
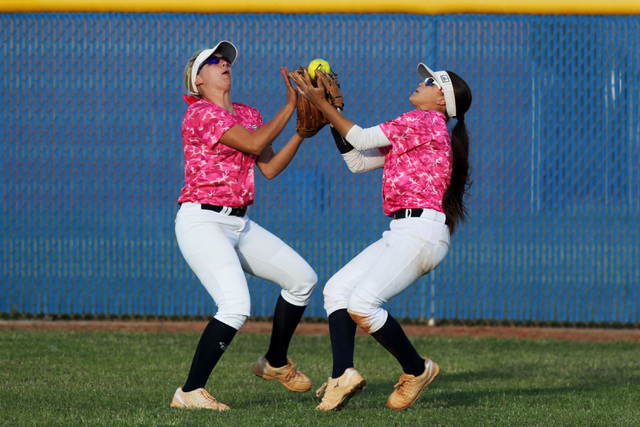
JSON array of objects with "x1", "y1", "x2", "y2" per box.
[{"x1": 183, "y1": 50, "x2": 204, "y2": 95}]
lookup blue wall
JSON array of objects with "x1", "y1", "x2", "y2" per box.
[{"x1": 1, "y1": 13, "x2": 638, "y2": 322}]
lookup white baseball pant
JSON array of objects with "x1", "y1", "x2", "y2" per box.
[
  {"x1": 323, "y1": 215, "x2": 450, "y2": 333},
  {"x1": 175, "y1": 202, "x2": 318, "y2": 330}
]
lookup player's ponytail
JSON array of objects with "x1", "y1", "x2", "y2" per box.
[
  {"x1": 442, "y1": 72, "x2": 472, "y2": 234},
  {"x1": 183, "y1": 50, "x2": 202, "y2": 96}
]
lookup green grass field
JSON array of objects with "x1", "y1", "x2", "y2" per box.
[{"x1": 1, "y1": 329, "x2": 639, "y2": 426}]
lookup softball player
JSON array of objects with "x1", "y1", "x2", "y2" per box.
[
  {"x1": 294, "y1": 63, "x2": 472, "y2": 411},
  {"x1": 170, "y1": 41, "x2": 317, "y2": 411}
]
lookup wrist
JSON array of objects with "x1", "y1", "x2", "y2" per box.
[{"x1": 284, "y1": 102, "x2": 296, "y2": 116}]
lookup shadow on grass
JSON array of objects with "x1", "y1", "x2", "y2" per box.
[{"x1": 321, "y1": 360, "x2": 640, "y2": 411}]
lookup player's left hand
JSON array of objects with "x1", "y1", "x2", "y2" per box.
[
  {"x1": 280, "y1": 67, "x2": 298, "y2": 107},
  {"x1": 315, "y1": 70, "x2": 344, "y2": 111},
  {"x1": 290, "y1": 68, "x2": 328, "y2": 107}
]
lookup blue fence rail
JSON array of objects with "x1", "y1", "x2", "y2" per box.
[{"x1": 1, "y1": 13, "x2": 638, "y2": 322}]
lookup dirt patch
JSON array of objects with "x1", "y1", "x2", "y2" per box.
[{"x1": 1, "y1": 320, "x2": 639, "y2": 342}]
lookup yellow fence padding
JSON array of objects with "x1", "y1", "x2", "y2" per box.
[{"x1": 3, "y1": 0, "x2": 640, "y2": 15}]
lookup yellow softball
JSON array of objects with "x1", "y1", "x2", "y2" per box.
[{"x1": 308, "y1": 58, "x2": 331, "y2": 81}]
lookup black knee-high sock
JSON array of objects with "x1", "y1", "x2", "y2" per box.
[
  {"x1": 183, "y1": 317, "x2": 237, "y2": 392},
  {"x1": 329, "y1": 309, "x2": 357, "y2": 378},
  {"x1": 264, "y1": 295, "x2": 306, "y2": 367},
  {"x1": 370, "y1": 314, "x2": 425, "y2": 376}
]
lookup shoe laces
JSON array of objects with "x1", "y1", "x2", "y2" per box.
[
  {"x1": 315, "y1": 380, "x2": 330, "y2": 397},
  {"x1": 196, "y1": 389, "x2": 217, "y2": 403},
  {"x1": 393, "y1": 373, "x2": 414, "y2": 390},
  {"x1": 280, "y1": 363, "x2": 297, "y2": 381}
]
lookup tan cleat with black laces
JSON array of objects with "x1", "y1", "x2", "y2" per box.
[
  {"x1": 387, "y1": 357, "x2": 439, "y2": 410},
  {"x1": 315, "y1": 368, "x2": 367, "y2": 411},
  {"x1": 252, "y1": 356, "x2": 312, "y2": 392},
  {"x1": 170, "y1": 387, "x2": 230, "y2": 411}
]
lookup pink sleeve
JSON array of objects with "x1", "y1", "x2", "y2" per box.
[
  {"x1": 188, "y1": 104, "x2": 241, "y2": 149},
  {"x1": 379, "y1": 110, "x2": 445, "y2": 154}
]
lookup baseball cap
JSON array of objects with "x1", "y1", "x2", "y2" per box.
[
  {"x1": 417, "y1": 63, "x2": 457, "y2": 118},
  {"x1": 189, "y1": 41, "x2": 238, "y2": 95}
]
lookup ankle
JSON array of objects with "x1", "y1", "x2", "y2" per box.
[{"x1": 264, "y1": 354, "x2": 287, "y2": 368}]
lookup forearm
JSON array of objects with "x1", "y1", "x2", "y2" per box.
[
  {"x1": 330, "y1": 120, "x2": 387, "y2": 172},
  {"x1": 251, "y1": 103, "x2": 296, "y2": 150},
  {"x1": 345, "y1": 125, "x2": 391, "y2": 150},
  {"x1": 341, "y1": 149, "x2": 385, "y2": 173},
  {"x1": 314, "y1": 98, "x2": 357, "y2": 136},
  {"x1": 256, "y1": 133, "x2": 304, "y2": 179},
  {"x1": 330, "y1": 126, "x2": 355, "y2": 154}
]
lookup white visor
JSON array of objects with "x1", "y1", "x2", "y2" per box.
[
  {"x1": 417, "y1": 63, "x2": 456, "y2": 118},
  {"x1": 189, "y1": 41, "x2": 238, "y2": 95}
]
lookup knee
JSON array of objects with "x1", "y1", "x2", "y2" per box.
[
  {"x1": 347, "y1": 309, "x2": 388, "y2": 334},
  {"x1": 303, "y1": 271, "x2": 319, "y2": 298},
  {"x1": 322, "y1": 279, "x2": 339, "y2": 302},
  {"x1": 347, "y1": 296, "x2": 387, "y2": 334},
  {"x1": 214, "y1": 313, "x2": 249, "y2": 331},
  {"x1": 283, "y1": 270, "x2": 318, "y2": 306},
  {"x1": 323, "y1": 279, "x2": 351, "y2": 316},
  {"x1": 215, "y1": 298, "x2": 251, "y2": 331}
]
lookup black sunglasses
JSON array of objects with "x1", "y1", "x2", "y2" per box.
[{"x1": 197, "y1": 56, "x2": 231, "y2": 74}]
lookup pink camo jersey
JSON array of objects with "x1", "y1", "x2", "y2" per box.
[
  {"x1": 177, "y1": 97, "x2": 265, "y2": 207},
  {"x1": 378, "y1": 110, "x2": 452, "y2": 217}
]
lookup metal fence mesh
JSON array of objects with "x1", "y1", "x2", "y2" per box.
[{"x1": 1, "y1": 13, "x2": 638, "y2": 322}]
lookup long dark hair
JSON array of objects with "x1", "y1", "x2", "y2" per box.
[{"x1": 442, "y1": 71, "x2": 472, "y2": 234}]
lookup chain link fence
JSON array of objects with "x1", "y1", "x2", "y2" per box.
[{"x1": 1, "y1": 13, "x2": 638, "y2": 323}]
